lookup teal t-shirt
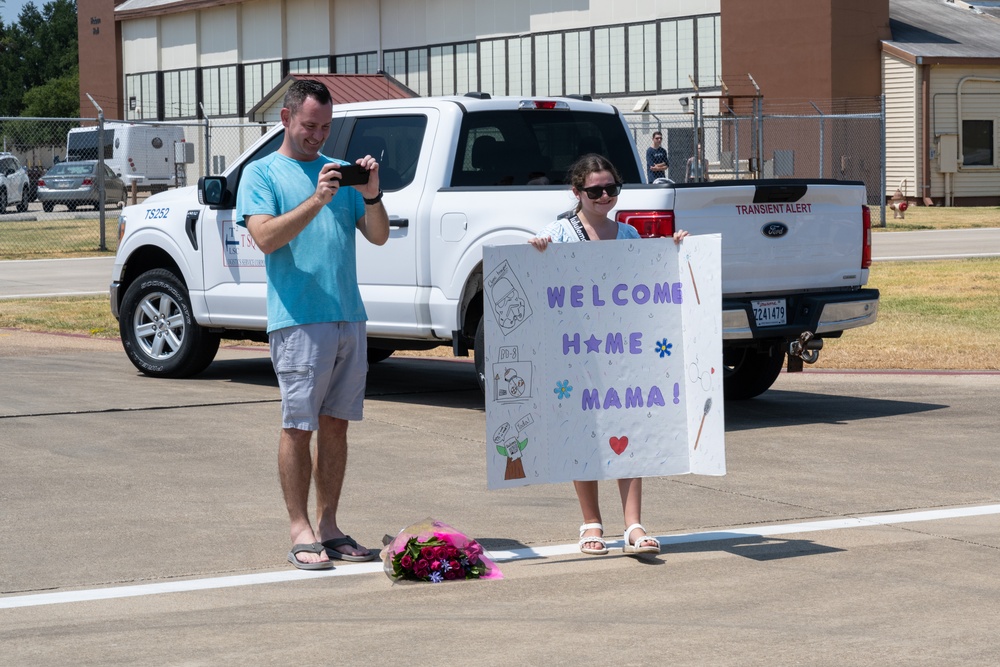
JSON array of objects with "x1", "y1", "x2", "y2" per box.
[{"x1": 236, "y1": 152, "x2": 367, "y2": 332}]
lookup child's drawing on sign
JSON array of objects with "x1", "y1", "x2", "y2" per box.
[
  {"x1": 492, "y1": 346, "x2": 532, "y2": 402},
  {"x1": 484, "y1": 260, "x2": 532, "y2": 335},
  {"x1": 493, "y1": 414, "x2": 535, "y2": 480}
]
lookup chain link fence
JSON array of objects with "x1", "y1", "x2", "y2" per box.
[
  {"x1": 624, "y1": 96, "x2": 887, "y2": 224},
  {"x1": 2, "y1": 98, "x2": 886, "y2": 257},
  {"x1": 0, "y1": 116, "x2": 270, "y2": 258}
]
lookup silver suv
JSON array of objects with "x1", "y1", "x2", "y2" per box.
[{"x1": 0, "y1": 153, "x2": 30, "y2": 213}]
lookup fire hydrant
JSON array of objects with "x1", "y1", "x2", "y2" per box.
[{"x1": 890, "y1": 188, "x2": 909, "y2": 219}]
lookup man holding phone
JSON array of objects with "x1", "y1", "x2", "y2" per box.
[{"x1": 236, "y1": 79, "x2": 389, "y2": 569}]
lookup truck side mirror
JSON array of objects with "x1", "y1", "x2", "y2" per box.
[{"x1": 198, "y1": 176, "x2": 229, "y2": 207}]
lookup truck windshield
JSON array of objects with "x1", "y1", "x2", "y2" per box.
[{"x1": 452, "y1": 110, "x2": 641, "y2": 187}]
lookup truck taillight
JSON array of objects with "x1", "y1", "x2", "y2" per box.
[
  {"x1": 862, "y1": 205, "x2": 872, "y2": 269},
  {"x1": 617, "y1": 210, "x2": 675, "y2": 238}
]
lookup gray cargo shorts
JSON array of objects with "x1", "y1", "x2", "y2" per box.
[{"x1": 268, "y1": 321, "x2": 368, "y2": 430}]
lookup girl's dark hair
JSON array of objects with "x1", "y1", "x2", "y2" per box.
[
  {"x1": 283, "y1": 80, "x2": 333, "y2": 115},
  {"x1": 567, "y1": 153, "x2": 621, "y2": 213}
]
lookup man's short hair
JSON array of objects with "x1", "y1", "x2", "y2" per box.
[
  {"x1": 652, "y1": 132, "x2": 662, "y2": 139},
  {"x1": 284, "y1": 80, "x2": 333, "y2": 115}
]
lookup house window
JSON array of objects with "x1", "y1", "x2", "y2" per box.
[
  {"x1": 963, "y1": 120, "x2": 995, "y2": 166},
  {"x1": 244, "y1": 61, "x2": 282, "y2": 113},
  {"x1": 594, "y1": 26, "x2": 626, "y2": 95},
  {"x1": 480, "y1": 39, "x2": 507, "y2": 96},
  {"x1": 203, "y1": 65, "x2": 239, "y2": 117},
  {"x1": 696, "y1": 16, "x2": 721, "y2": 88},
  {"x1": 628, "y1": 23, "x2": 657, "y2": 93},
  {"x1": 334, "y1": 52, "x2": 378, "y2": 74},
  {"x1": 661, "y1": 18, "x2": 696, "y2": 91},
  {"x1": 430, "y1": 45, "x2": 456, "y2": 95},
  {"x1": 288, "y1": 57, "x2": 330, "y2": 74},
  {"x1": 535, "y1": 33, "x2": 563, "y2": 97},
  {"x1": 508, "y1": 36, "x2": 532, "y2": 96},
  {"x1": 125, "y1": 72, "x2": 158, "y2": 120},
  {"x1": 564, "y1": 30, "x2": 591, "y2": 96},
  {"x1": 455, "y1": 42, "x2": 478, "y2": 94},
  {"x1": 163, "y1": 69, "x2": 197, "y2": 119},
  {"x1": 384, "y1": 51, "x2": 406, "y2": 81}
]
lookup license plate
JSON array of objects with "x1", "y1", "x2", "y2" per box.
[
  {"x1": 752, "y1": 299, "x2": 787, "y2": 327},
  {"x1": 54, "y1": 182, "x2": 72, "y2": 189}
]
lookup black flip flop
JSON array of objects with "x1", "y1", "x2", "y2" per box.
[{"x1": 322, "y1": 536, "x2": 376, "y2": 562}]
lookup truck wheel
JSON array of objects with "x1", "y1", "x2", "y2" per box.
[
  {"x1": 119, "y1": 269, "x2": 221, "y2": 378},
  {"x1": 16, "y1": 186, "x2": 28, "y2": 212},
  {"x1": 42, "y1": 202, "x2": 54, "y2": 213},
  {"x1": 722, "y1": 345, "x2": 785, "y2": 400}
]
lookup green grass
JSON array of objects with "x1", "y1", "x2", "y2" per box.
[{"x1": 0, "y1": 214, "x2": 120, "y2": 259}]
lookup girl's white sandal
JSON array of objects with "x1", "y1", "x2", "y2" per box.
[
  {"x1": 623, "y1": 523, "x2": 661, "y2": 554},
  {"x1": 578, "y1": 522, "x2": 609, "y2": 555}
]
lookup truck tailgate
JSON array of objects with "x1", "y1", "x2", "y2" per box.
[{"x1": 671, "y1": 181, "x2": 869, "y2": 295}]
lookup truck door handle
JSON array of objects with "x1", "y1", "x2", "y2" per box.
[{"x1": 389, "y1": 216, "x2": 408, "y2": 228}]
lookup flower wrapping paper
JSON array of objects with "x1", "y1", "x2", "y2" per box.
[{"x1": 379, "y1": 518, "x2": 503, "y2": 584}]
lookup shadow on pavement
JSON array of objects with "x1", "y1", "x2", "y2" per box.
[
  {"x1": 724, "y1": 389, "x2": 947, "y2": 432},
  {"x1": 667, "y1": 533, "x2": 845, "y2": 561},
  {"x1": 195, "y1": 354, "x2": 484, "y2": 411}
]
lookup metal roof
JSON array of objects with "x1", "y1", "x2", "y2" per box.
[
  {"x1": 886, "y1": 0, "x2": 1000, "y2": 60},
  {"x1": 247, "y1": 73, "x2": 418, "y2": 123}
]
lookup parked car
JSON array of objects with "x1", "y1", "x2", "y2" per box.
[
  {"x1": 0, "y1": 152, "x2": 31, "y2": 213},
  {"x1": 37, "y1": 160, "x2": 127, "y2": 212}
]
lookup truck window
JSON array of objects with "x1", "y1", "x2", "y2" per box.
[
  {"x1": 343, "y1": 115, "x2": 428, "y2": 192},
  {"x1": 67, "y1": 129, "x2": 115, "y2": 161},
  {"x1": 451, "y1": 110, "x2": 641, "y2": 187},
  {"x1": 227, "y1": 118, "x2": 348, "y2": 202}
]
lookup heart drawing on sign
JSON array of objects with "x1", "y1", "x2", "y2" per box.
[{"x1": 609, "y1": 436, "x2": 629, "y2": 455}]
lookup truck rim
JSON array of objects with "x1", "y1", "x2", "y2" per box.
[{"x1": 132, "y1": 291, "x2": 186, "y2": 360}]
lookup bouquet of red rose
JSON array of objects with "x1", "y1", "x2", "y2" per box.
[{"x1": 380, "y1": 518, "x2": 503, "y2": 583}]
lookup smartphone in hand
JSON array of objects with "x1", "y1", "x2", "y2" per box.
[{"x1": 336, "y1": 163, "x2": 370, "y2": 186}]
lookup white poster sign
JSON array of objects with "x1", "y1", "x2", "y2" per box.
[{"x1": 483, "y1": 235, "x2": 725, "y2": 489}]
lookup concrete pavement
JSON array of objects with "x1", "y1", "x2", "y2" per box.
[{"x1": 2, "y1": 329, "x2": 999, "y2": 665}]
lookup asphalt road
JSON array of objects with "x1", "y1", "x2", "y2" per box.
[
  {"x1": 1, "y1": 228, "x2": 998, "y2": 300},
  {"x1": 1, "y1": 330, "x2": 999, "y2": 664}
]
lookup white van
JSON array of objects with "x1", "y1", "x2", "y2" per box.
[{"x1": 66, "y1": 122, "x2": 188, "y2": 190}]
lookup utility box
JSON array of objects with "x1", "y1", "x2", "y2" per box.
[
  {"x1": 175, "y1": 141, "x2": 196, "y2": 164},
  {"x1": 938, "y1": 134, "x2": 958, "y2": 173}
]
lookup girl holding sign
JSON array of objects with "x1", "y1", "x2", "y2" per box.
[{"x1": 530, "y1": 153, "x2": 688, "y2": 556}]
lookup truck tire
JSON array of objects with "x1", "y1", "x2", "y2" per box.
[
  {"x1": 474, "y1": 316, "x2": 486, "y2": 394},
  {"x1": 119, "y1": 269, "x2": 221, "y2": 378},
  {"x1": 42, "y1": 202, "x2": 54, "y2": 213},
  {"x1": 722, "y1": 345, "x2": 785, "y2": 400},
  {"x1": 16, "y1": 186, "x2": 28, "y2": 212}
]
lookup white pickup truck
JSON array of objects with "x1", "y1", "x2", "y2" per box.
[{"x1": 110, "y1": 94, "x2": 878, "y2": 399}]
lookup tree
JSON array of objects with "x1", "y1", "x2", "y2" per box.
[{"x1": 0, "y1": 0, "x2": 78, "y2": 117}]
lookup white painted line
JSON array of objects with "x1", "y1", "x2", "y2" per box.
[
  {"x1": 874, "y1": 253, "x2": 1000, "y2": 261},
  {"x1": 3, "y1": 503, "x2": 999, "y2": 610}
]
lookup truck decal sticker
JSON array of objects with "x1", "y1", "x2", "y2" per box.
[
  {"x1": 735, "y1": 203, "x2": 812, "y2": 215},
  {"x1": 222, "y1": 220, "x2": 264, "y2": 268}
]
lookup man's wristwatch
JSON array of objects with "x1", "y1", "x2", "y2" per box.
[{"x1": 363, "y1": 190, "x2": 383, "y2": 205}]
